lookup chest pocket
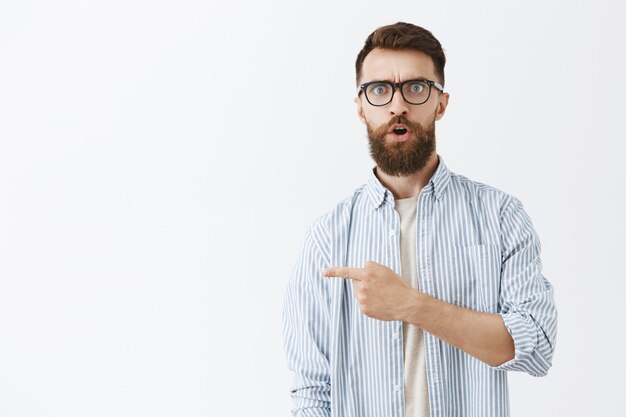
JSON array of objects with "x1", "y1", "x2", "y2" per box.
[{"x1": 448, "y1": 244, "x2": 501, "y2": 313}]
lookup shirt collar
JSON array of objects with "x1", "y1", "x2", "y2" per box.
[{"x1": 366, "y1": 154, "x2": 451, "y2": 210}]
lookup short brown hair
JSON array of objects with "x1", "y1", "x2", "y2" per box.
[{"x1": 355, "y1": 22, "x2": 446, "y2": 87}]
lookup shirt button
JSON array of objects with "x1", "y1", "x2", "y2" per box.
[
  {"x1": 393, "y1": 332, "x2": 399, "y2": 340},
  {"x1": 394, "y1": 384, "x2": 401, "y2": 392},
  {"x1": 389, "y1": 229, "x2": 396, "y2": 236}
]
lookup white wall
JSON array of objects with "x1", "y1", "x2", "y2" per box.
[{"x1": 1, "y1": 0, "x2": 624, "y2": 415}]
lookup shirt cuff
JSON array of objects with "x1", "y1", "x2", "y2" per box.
[{"x1": 493, "y1": 309, "x2": 538, "y2": 371}]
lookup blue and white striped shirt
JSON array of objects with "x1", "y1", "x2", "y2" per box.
[{"x1": 282, "y1": 155, "x2": 557, "y2": 417}]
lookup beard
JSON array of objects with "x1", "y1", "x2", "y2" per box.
[{"x1": 366, "y1": 113, "x2": 436, "y2": 177}]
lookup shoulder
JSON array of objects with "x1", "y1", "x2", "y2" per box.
[
  {"x1": 306, "y1": 183, "x2": 369, "y2": 255},
  {"x1": 447, "y1": 170, "x2": 537, "y2": 243},
  {"x1": 309, "y1": 184, "x2": 365, "y2": 233},
  {"x1": 447, "y1": 170, "x2": 520, "y2": 211}
]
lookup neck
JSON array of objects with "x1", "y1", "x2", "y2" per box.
[{"x1": 375, "y1": 153, "x2": 439, "y2": 200}]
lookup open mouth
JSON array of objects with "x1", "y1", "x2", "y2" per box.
[{"x1": 388, "y1": 124, "x2": 410, "y2": 141}]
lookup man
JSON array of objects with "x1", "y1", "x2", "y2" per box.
[{"x1": 282, "y1": 22, "x2": 557, "y2": 417}]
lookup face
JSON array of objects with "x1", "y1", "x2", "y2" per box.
[{"x1": 356, "y1": 48, "x2": 450, "y2": 176}]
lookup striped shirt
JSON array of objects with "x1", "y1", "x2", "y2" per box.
[{"x1": 282, "y1": 155, "x2": 558, "y2": 417}]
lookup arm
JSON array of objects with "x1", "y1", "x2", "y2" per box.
[
  {"x1": 404, "y1": 292, "x2": 515, "y2": 367},
  {"x1": 490, "y1": 196, "x2": 558, "y2": 376},
  {"x1": 282, "y1": 228, "x2": 331, "y2": 417},
  {"x1": 323, "y1": 197, "x2": 557, "y2": 375},
  {"x1": 410, "y1": 196, "x2": 559, "y2": 373},
  {"x1": 322, "y1": 260, "x2": 514, "y2": 366}
]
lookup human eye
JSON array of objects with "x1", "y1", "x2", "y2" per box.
[
  {"x1": 407, "y1": 81, "x2": 426, "y2": 94},
  {"x1": 368, "y1": 83, "x2": 390, "y2": 96}
]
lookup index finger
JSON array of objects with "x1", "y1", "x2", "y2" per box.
[{"x1": 322, "y1": 267, "x2": 363, "y2": 281}]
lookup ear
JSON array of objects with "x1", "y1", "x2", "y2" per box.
[
  {"x1": 355, "y1": 96, "x2": 366, "y2": 125},
  {"x1": 434, "y1": 92, "x2": 450, "y2": 121}
]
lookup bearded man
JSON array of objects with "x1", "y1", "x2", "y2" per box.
[{"x1": 282, "y1": 22, "x2": 557, "y2": 417}]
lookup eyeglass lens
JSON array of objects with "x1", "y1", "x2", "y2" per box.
[{"x1": 365, "y1": 80, "x2": 430, "y2": 105}]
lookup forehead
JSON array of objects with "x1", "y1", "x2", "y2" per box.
[{"x1": 360, "y1": 48, "x2": 437, "y2": 83}]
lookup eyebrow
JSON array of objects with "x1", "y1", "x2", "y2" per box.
[{"x1": 363, "y1": 76, "x2": 430, "y2": 84}]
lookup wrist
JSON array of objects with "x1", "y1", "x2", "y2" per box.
[{"x1": 402, "y1": 288, "x2": 427, "y2": 325}]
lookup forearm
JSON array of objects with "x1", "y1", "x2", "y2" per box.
[{"x1": 404, "y1": 289, "x2": 514, "y2": 367}]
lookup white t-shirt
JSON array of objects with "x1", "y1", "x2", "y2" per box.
[{"x1": 394, "y1": 196, "x2": 431, "y2": 417}]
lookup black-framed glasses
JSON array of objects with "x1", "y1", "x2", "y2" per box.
[{"x1": 357, "y1": 79, "x2": 444, "y2": 106}]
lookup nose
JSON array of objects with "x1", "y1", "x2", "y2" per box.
[{"x1": 388, "y1": 87, "x2": 409, "y2": 116}]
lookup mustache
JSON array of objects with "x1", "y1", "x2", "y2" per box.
[
  {"x1": 369, "y1": 115, "x2": 424, "y2": 139},
  {"x1": 386, "y1": 115, "x2": 422, "y2": 132}
]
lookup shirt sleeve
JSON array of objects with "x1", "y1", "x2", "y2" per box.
[
  {"x1": 282, "y1": 226, "x2": 332, "y2": 417},
  {"x1": 492, "y1": 196, "x2": 558, "y2": 376}
]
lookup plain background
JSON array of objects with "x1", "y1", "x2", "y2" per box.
[{"x1": 1, "y1": 0, "x2": 625, "y2": 415}]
